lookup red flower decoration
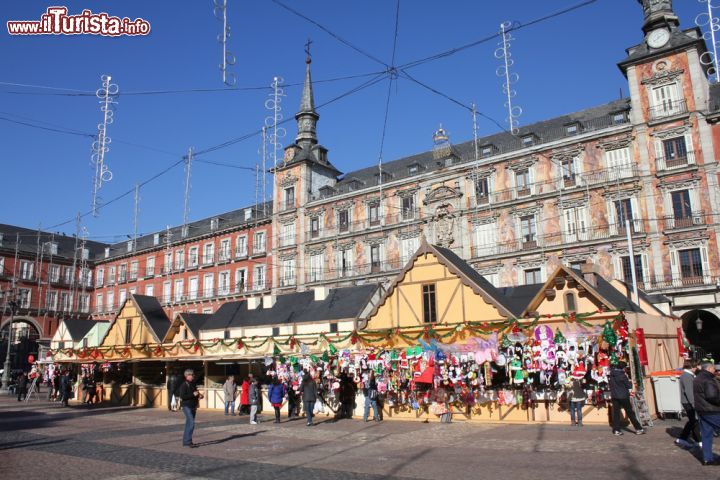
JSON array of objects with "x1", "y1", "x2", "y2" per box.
[
  {"x1": 289, "y1": 336, "x2": 296, "y2": 349},
  {"x1": 236, "y1": 339, "x2": 244, "y2": 350},
  {"x1": 193, "y1": 343, "x2": 200, "y2": 352},
  {"x1": 350, "y1": 332, "x2": 358, "y2": 345}
]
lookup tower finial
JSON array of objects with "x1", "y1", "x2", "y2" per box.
[
  {"x1": 305, "y1": 37, "x2": 313, "y2": 64},
  {"x1": 296, "y1": 44, "x2": 319, "y2": 147}
]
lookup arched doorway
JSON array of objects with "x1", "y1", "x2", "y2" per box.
[
  {"x1": 682, "y1": 309, "x2": 720, "y2": 362},
  {"x1": 0, "y1": 318, "x2": 41, "y2": 373}
]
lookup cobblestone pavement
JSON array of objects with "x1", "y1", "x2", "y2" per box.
[{"x1": 1, "y1": 396, "x2": 718, "y2": 480}]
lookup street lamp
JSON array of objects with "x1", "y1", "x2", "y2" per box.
[
  {"x1": 1, "y1": 288, "x2": 25, "y2": 391},
  {"x1": 696, "y1": 316, "x2": 703, "y2": 333}
]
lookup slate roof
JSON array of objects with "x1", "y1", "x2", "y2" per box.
[
  {"x1": 317, "y1": 98, "x2": 632, "y2": 199},
  {"x1": 709, "y1": 83, "x2": 720, "y2": 113},
  {"x1": 132, "y1": 294, "x2": 172, "y2": 341},
  {"x1": 567, "y1": 268, "x2": 646, "y2": 313},
  {"x1": 201, "y1": 284, "x2": 378, "y2": 331},
  {"x1": 98, "y1": 201, "x2": 272, "y2": 261},
  {"x1": 618, "y1": 27, "x2": 708, "y2": 73},
  {"x1": 497, "y1": 284, "x2": 546, "y2": 317},
  {"x1": 0, "y1": 224, "x2": 107, "y2": 261},
  {"x1": 177, "y1": 313, "x2": 212, "y2": 338},
  {"x1": 62, "y1": 318, "x2": 98, "y2": 341}
]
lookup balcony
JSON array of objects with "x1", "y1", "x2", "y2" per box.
[
  {"x1": 217, "y1": 251, "x2": 231, "y2": 263},
  {"x1": 251, "y1": 247, "x2": 266, "y2": 256},
  {"x1": 656, "y1": 151, "x2": 695, "y2": 172},
  {"x1": 649, "y1": 99, "x2": 688, "y2": 121},
  {"x1": 664, "y1": 211, "x2": 705, "y2": 230},
  {"x1": 129, "y1": 271, "x2": 138, "y2": 282},
  {"x1": 118, "y1": 273, "x2": 127, "y2": 283},
  {"x1": 235, "y1": 248, "x2": 248, "y2": 259},
  {"x1": 202, "y1": 255, "x2": 214, "y2": 266},
  {"x1": 279, "y1": 200, "x2": 296, "y2": 212},
  {"x1": 145, "y1": 268, "x2": 155, "y2": 277},
  {"x1": 643, "y1": 273, "x2": 717, "y2": 291},
  {"x1": 278, "y1": 234, "x2": 296, "y2": 248}
]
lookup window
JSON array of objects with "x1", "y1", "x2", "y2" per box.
[
  {"x1": 63, "y1": 266, "x2": 74, "y2": 284},
  {"x1": 515, "y1": 169, "x2": 531, "y2": 196},
  {"x1": 651, "y1": 83, "x2": 683, "y2": 118},
  {"x1": 95, "y1": 294, "x2": 103, "y2": 312},
  {"x1": 253, "y1": 232, "x2": 266, "y2": 254},
  {"x1": 81, "y1": 248, "x2": 89, "y2": 260},
  {"x1": 329, "y1": 322, "x2": 338, "y2": 333},
  {"x1": 181, "y1": 225, "x2": 189, "y2": 238},
  {"x1": 145, "y1": 284, "x2": 154, "y2": 297},
  {"x1": 309, "y1": 253, "x2": 324, "y2": 282},
  {"x1": 203, "y1": 274, "x2": 214, "y2": 298},
  {"x1": 236, "y1": 236, "x2": 247, "y2": 257},
  {"x1": 370, "y1": 244, "x2": 381, "y2": 273},
  {"x1": 146, "y1": 257, "x2": 155, "y2": 276},
  {"x1": 163, "y1": 252, "x2": 172, "y2": 273},
  {"x1": 79, "y1": 294, "x2": 90, "y2": 313},
  {"x1": 153, "y1": 233, "x2": 160, "y2": 246},
  {"x1": 46, "y1": 291, "x2": 57, "y2": 310},
  {"x1": 481, "y1": 145, "x2": 495, "y2": 158},
  {"x1": 210, "y1": 218, "x2": 219, "y2": 230},
  {"x1": 605, "y1": 147, "x2": 632, "y2": 180},
  {"x1": 272, "y1": 327, "x2": 280, "y2": 337},
  {"x1": 202, "y1": 307, "x2": 213, "y2": 314},
  {"x1": 614, "y1": 198, "x2": 634, "y2": 230},
  {"x1": 107, "y1": 291, "x2": 114, "y2": 310},
  {"x1": 124, "y1": 319, "x2": 132, "y2": 345},
  {"x1": 174, "y1": 279, "x2": 184, "y2": 302},
  {"x1": 81, "y1": 267, "x2": 92, "y2": 287},
  {"x1": 118, "y1": 289, "x2": 127, "y2": 306},
  {"x1": 400, "y1": 237, "x2": 419, "y2": 265},
  {"x1": 96, "y1": 268, "x2": 105, "y2": 286},
  {"x1": 235, "y1": 269, "x2": 246, "y2": 292},
  {"x1": 18, "y1": 288, "x2": 31, "y2": 308},
  {"x1": 562, "y1": 206, "x2": 588, "y2": 243},
  {"x1": 244, "y1": 208, "x2": 252, "y2": 221},
  {"x1": 401, "y1": 196, "x2": 415, "y2": 220},
  {"x1": 620, "y1": 255, "x2": 645, "y2": 285},
  {"x1": 188, "y1": 277, "x2": 198, "y2": 299},
  {"x1": 662, "y1": 137, "x2": 688, "y2": 168},
  {"x1": 127, "y1": 240, "x2": 134, "y2": 252},
  {"x1": 561, "y1": 157, "x2": 578, "y2": 187},
  {"x1": 338, "y1": 210, "x2": 350, "y2": 232},
  {"x1": 49, "y1": 265, "x2": 60, "y2": 283},
  {"x1": 306, "y1": 217, "x2": 320, "y2": 239},
  {"x1": 520, "y1": 215, "x2": 537, "y2": 248},
  {"x1": 671, "y1": 190, "x2": 693, "y2": 224},
  {"x1": 219, "y1": 239, "x2": 231, "y2": 261},
  {"x1": 338, "y1": 249, "x2": 353, "y2": 278},
  {"x1": 473, "y1": 222, "x2": 497, "y2": 257},
  {"x1": 129, "y1": 287, "x2": 136, "y2": 295},
  {"x1": 613, "y1": 112, "x2": 627, "y2": 125},
  {"x1": 678, "y1": 248, "x2": 704, "y2": 281},
  {"x1": 254, "y1": 265, "x2": 266, "y2": 290},
  {"x1": 564, "y1": 292, "x2": 577, "y2": 313},
  {"x1": 569, "y1": 260, "x2": 585, "y2": 271},
  {"x1": 566, "y1": 124, "x2": 579, "y2": 136},
  {"x1": 284, "y1": 187, "x2": 295, "y2": 209},
  {"x1": 408, "y1": 164, "x2": 419, "y2": 175},
  {"x1": 203, "y1": 243, "x2": 215, "y2": 264},
  {"x1": 524, "y1": 268, "x2": 542, "y2": 284},
  {"x1": 281, "y1": 258, "x2": 296, "y2": 286},
  {"x1": 20, "y1": 261, "x2": 34, "y2": 280},
  {"x1": 175, "y1": 250, "x2": 185, "y2": 270},
  {"x1": 163, "y1": 281, "x2": 171, "y2": 303},
  {"x1": 59, "y1": 292, "x2": 71, "y2": 312},
  {"x1": 218, "y1": 271, "x2": 230, "y2": 295},
  {"x1": 474, "y1": 177, "x2": 490, "y2": 204},
  {"x1": 0, "y1": 257, "x2": 3, "y2": 276},
  {"x1": 130, "y1": 261, "x2": 139, "y2": 280},
  {"x1": 368, "y1": 204, "x2": 380, "y2": 226},
  {"x1": 280, "y1": 223, "x2": 295, "y2": 247},
  {"x1": 522, "y1": 135, "x2": 535, "y2": 147},
  {"x1": 422, "y1": 284, "x2": 437, "y2": 324},
  {"x1": 188, "y1": 247, "x2": 198, "y2": 267},
  {"x1": 46, "y1": 242, "x2": 58, "y2": 255}
]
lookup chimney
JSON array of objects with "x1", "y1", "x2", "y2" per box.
[
  {"x1": 262, "y1": 294, "x2": 276, "y2": 309},
  {"x1": 580, "y1": 262, "x2": 599, "y2": 288},
  {"x1": 247, "y1": 297, "x2": 261, "y2": 310},
  {"x1": 314, "y1": 286, "x2": 329, "y2": 301}
]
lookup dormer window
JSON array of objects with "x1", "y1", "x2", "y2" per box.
[
  {"x1": 45, "y1": 242, "x2": 58, "y2": 255},
  {"x1": 153, "y1": 233, "x2": 160, "y2": 246},
  {"x1": 347, "y1": 179, "x2": 363, "y2": 191},
  {"x1": 408, "y1": 165, "x2": 418, "y2": 174},
  {"x1": 127, "y1": 240, "x2": 133, "y2": 252},
  {"x1": 480, "y1": 145, "x2": 496, "y2": 158},
  {"x1": 244, "y1": 208, "x2": 252, "y2": 221},
  {"x1": 210, "y1": 218, "x2": 219, "y2": 230},
  {"x1": 565, "y1": 123, "x2": 580, "y2": 136},
  {"x1": 318, "y1": 185, "x2": 335, "y2": 199},
  {"x1": 104, "y1": 247, "x2": 110, "y2": 258},
  {"x1": 613, "y1": 112, "x2": 627, "y2": 125},
  {"x1": 181, "y1": 225, "x2": 189, "y2": 238},
  {"x1": 522, "y1": 135, "x2": 536, "y2": 147},
  {"x1": 375, "y1": 171, "x2": 392, "y2": 185}
]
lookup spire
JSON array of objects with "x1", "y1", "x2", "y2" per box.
[
  {"x1": 295, "y1": 38, "x2": 319, "y2": 147},
  {"x1": 637, "y1": 0, "x2": 678, "y2": 34}
]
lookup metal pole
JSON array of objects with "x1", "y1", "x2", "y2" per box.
[
  {"x1": 626, "y1": 218, "x2": 640, "y2": 306},
  {"x1": 1, "y1": 301, "x2": 17, "y2": 390}
]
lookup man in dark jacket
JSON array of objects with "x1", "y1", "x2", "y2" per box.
[
  {"x1": 608, "y1": 362, "x2": 644, "y2": 436},
  {"x1": 676, "y1": 359, "x2": 700, "y2": 446},
  {"x1": 59, "y1": 371, "x2": 70, "y2": 407},
  {"x1": 16, "y1": 372, "x2": 28, "y2": 402},
  {"x1": 176, "y1": 369, "x2": 203, "y2": 447},
  {"x1": 167, "y1": 370, "x2": 181, "y2": 411},
  {"x1": 694, "y1": 361, "x2": 720, "y2": 465},
  {"x1": 300, "y1": 372, "x2": 317, "y2": 426}
]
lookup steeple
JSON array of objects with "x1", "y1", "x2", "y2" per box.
[
  {"x1": 636, "y1": 0, "x2": 679, "y2": 34},
  {"x1": 295, "y1": 39, "x2": 319, "y2": 148}
]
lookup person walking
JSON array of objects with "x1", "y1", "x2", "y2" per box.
[
  {"x1": 85, "y1": 374, "x2": 97, "y2": 406},
  {"x1": 608, "y1": 361, "x2": 645, "y2": 436},
  {"x1": 16, "y1": 372, "x2": 27, "y2": 402},
  {"x1": 239, "y1": 375, "x2": 251, "y2": 415},
  {"x1": 59, "y1": 371, "x2": 70, "y2": 407},
  {"x1": 338, "y1": 372, "x2": 356, "y2": 419},
  {"x1": 675, "y1": 359, "x2": 701, "y2": 447},
  {"x1": 223, "y1": 375, "x2": 237, "y2": 416},
  {"x1": 177, "y1": 369, "x2": 203, "y2": 448},
  {"x1": 268, "y1": 376, "x2": 286, "y2": 423},
  {"x1": 287, "y1": 376, "x2": 299, "y2": 419},
  {"x1": 300, "y1": 371, "x2": 318, "y2": 426},
  {"x1": 694, "y1": 360, "x2": 720, "y2": 465},
  {"x1": 363, "y1": 371, "x2": 380, "y2": 422},
  {"x1": 249, "y1": 378, "x2": 260, "y2": 425},
  {"x1": 568, "y1": 365, "x2": 587, "y2": 427}
]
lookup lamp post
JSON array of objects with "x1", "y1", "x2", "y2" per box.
[{"x1": 1, "y1": 289, "x2": 23, "y2": 391}]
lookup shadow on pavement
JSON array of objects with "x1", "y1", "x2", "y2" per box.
[{"x1": 195, "y1": 429, "x2": 268, "y2": 447}]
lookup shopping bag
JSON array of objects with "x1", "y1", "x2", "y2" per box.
[{"x1": 313, "y1": 399, "x2": 324, "y2": 414}]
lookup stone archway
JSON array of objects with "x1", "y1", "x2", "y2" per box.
[
  {"x1": 0, "y1": 317, "x2": 41, "y2": 372},
  {"x1": 681, "y1": 309, "x2": 720, "y2": 361}
]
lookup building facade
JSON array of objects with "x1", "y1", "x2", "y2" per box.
[
  {"x1": 91, "y1": 202, "x2": 273, "y2": 321},
  {"x1": 271, "y1": 1, "x2": 720, "y2": 356}
]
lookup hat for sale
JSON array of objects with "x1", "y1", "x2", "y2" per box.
[{"x1": 572, "y1": 364, "x2": 586, "y2": 379}]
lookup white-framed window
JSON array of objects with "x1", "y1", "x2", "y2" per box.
[
  {"x1": 474, "y1": 176, "x2": 492, "y2": 205},
  {"x1": 559, "y1": 156, "x2": 582, "y2": 188},
  {"x1": 210, "y1": 217, "x2": 219, "y2": 230},
  {"x1": 174, "y1": 279, "x2": 184, "y2": 302},
  {"x1": 96, "y1": 268, "x2": 105, "y2": 286},
  {"x1": 108, "y1": 265, "x2": 116, "y2": 284},
  {"x1": 284, "y1": 186, "x2": 295, "y2": 210},
  {"x1": 175, "y1": 249, "x2": 185, "y2": 270},
  {"x1": 153, "y1": 233, "x2": 160, "y2": 246},
  {"x1": 369, "y1": 243, "x2": 383, "y2": 273},
  {"x1": 401, "y1": 196, "x2": 416, "y2": 220},
  {"x1": 59, "y1": 292, "x2": 71, "y2": 312},
  {"x1": 95, "y1": 294, "x2": 103, "y2": 313},
  {"x1": 46, "y1": 291, "x2": 57, "y2": 310},
  {"x1": 562, "y1": 206, "x2": 589, "y2": 243},
  {"x1": 219, "y1": 238, "x2": 231, "y2": 261},
  {"x1": 605, "y1": 147, "x2": 633, "y2": 180},
  {"x1": 202, "y1": 307, "x2": 213, "y2": 314},
  {"x1": 473, "y1": 222, "x2": 497, "y2": 257},
  {"x1": 664, "y1": 187, "x2": 702, "y2": 229},
  {"x1": 338, "y1": 209, "x2": 351, "y2": 232},
  {"x1": 236, "y1": 235, "x2": 248, "y2": 257},
  {"x1": 203, "y1": 243, "x2": 215, "y2": 264},
  {"x1": 400, "y1": 237, "x2": 419, "y2": 265},
  {"x1": 129, "y1": 261, "x2": 138, "y2": 280},
  {"x1": 203, "y1": 273, "x2": 214, "y2": 298},
  {"x1": 20, "y1": 261, "x2": 34, "y2": 280},
  {"x1": 119, "y1": 264, "x2": 128, "y2": 283},
  {"x1": 523, "y1": 267, "x2": 544, "y2": 285},
  {"x1": 49, "y1": 265, "x2": 60, "y2": 283},
  {"x1": 188, "y1": 247, "x2": 198, "y2": 267},
  {"x1": 107, "y1": 290, "x2": 115, "y2": 310},
  {"x1": 655, "y1": 134, "x2": 694, "y2": 170},
  {"x1": 518, "y1": 215, "x2": 537, "y2": 247},
  {"x1": 18, "y1": 288, "x2": 31, "y2": 308},
  {"x1": 79, "y1": 294, "x2": 90, "y2": 313},
  {"x1": 651, "y1": 82, "x2": 683, "y2": 118},
  {"x1": 46, "y1": 242, "x2": 58, "y2": 255},
  {"x1": 608, "y1": 197, "x2": 642, "y2": 234},
  {"x1": 670, "y1": 245, "x2": 711, "y2": 286},
  {"x1": 146, "y1": 256, "x2": 155, "y2": 276},
  {"x1": 129, "y1": 287, "x2": 136, "y2": 295},
  {"x1": 253, "y1": 231, "x2": 266, "y2": 254},
  {"x1": 280, "y1": 223, "x2": 296, "y2": 247},
  {"x1": 309, "y1": 253, "x2": 324, "y2": 282},
  {"x1": 515, "y1": 168, "x2": 533, "y2": 196},
  {"x1": 235, "y1": 269, "x2": 247, "y2": 292},
  {"x1": 145, "y1": 284, "x2": 154, "y2": 297},
  {"x1": 64, "y1": 266, "x2": 74, "y2": 284},
  {"x1": 480, "y1": 272, "x2": 500, "y2": 287},
  {"x1": 163, "y1": 251, "x2": 172, "y2": 273},
  {"x1": 614, "y1": 254, "x2": 649, "y2": 287},
  {"x1": 118, "y1": 289, "x2": 127, "y2": 306},
  {"x1": 310, "y1": 216, "x2": 322, "y2": 238},
  {"x1": 281, "y1": 258, "x2": 296, "y2": 286},
  {"x1": 368, "y1": 203, "x2": 381, "y2": 227},
  {"x1": 162, "y1": 281, "x2": 171, "y2": 303},
  {"x1": 187, "y1": 277, "x2": 198, "y2": 299},
  {"x1": 337, "y1": 249, "x2": 354, "y2": 278},
  {"x1": 218, "y1": 270, "x2": 230, "y2": 295},
  {"x1": 253, "y1": 265, "x2": 266, "y2": 290},
  {"x1": 80, "y1": 267, "x2": 92, "y2": 287}
]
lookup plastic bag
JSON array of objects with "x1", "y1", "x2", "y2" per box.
[{"x1": 313, "y1": 399, "x2": 325, "y2": 414}]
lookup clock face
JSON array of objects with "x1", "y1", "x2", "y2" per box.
[{"x1": 647, "y1": 28, "x2": 670, "y2": 49}]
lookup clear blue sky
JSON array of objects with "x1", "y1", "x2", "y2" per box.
[{"x1": 0, "y1": 0, "x2": 707, "y2": 243}]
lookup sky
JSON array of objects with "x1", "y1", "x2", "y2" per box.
[{"x1": 0, "y1": 0, "x2": 710, "y2": 244}]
